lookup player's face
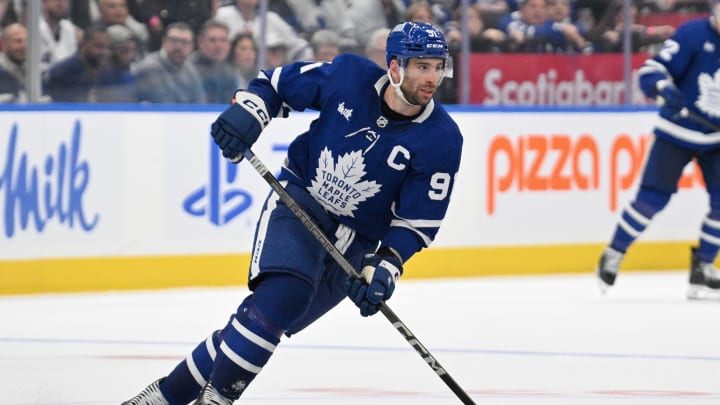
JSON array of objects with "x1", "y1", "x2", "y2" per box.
[{"x1": 400, "y1": 57, "x2": 445, "y2": 106}]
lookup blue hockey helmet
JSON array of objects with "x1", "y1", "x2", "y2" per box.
[{"x1": 385, "y1": 22, "x2": 449, "y2": 68}]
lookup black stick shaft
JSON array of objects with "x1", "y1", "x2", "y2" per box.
[
  {"x1": 681, "y1": 108, "x2": 720, "y2": 132},
  {"x1": 240, "y1": 148, "x2": 476, "y2": 405},
  {"x1": 657, "y1": 97, "x2": 720, "y2": 131}
]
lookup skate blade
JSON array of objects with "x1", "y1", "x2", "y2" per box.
[
  {"x1": 597, "y1": 277, "x2": 611, "y2": 294},
  {"x1": 687, "y1": 285, "x2": 720, "y2": 301}
]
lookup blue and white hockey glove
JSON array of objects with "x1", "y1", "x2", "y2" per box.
[
  {"x1": 211, "y1": 90, "x2": 270, "y2": 162},
  {"x1": 656, "y1": 80, "x2": 685, "y2": 117},
  {"x1": 345, "y1": 247, "x2": 403, "y2": 317}
]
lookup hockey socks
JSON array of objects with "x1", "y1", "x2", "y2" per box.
[
  {"x1": 158, "y1": 274, "x2": 314, "y2": 402},
  {"x1": 610, "y1": 202, "x2": 651, "y2": 253},
  {"x1": 159, "y1": 331, "x2": 223, "y2": 404},
  {"x1": 211, "y1": 274, "x2": 314, "y2": 400},
  {"x1": 610, "y1": 189, "x2": 670, "y2": 252},
  {"x1": 697, "y1": 213, "x2": 720, "y2": 264}
]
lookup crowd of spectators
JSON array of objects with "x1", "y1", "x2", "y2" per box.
[{"x1": 0, "y1": 0, "x2": 712, "y2": 104}]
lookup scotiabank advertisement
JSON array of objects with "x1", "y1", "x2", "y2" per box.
[
  {"x1": 0, "y1": 107, "x2": 706, "y2": 260},
  {"x1": 468, "y1": 54, "x2": 652, "y2": 105}
]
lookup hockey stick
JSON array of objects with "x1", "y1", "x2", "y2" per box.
[
  {"x1": 238, "y1": 147, "x2": 476, "y2": 405},
  {"x1": 657, "y1": 96, "x2": 720, "y2": 131},
  {"x1": 680, "y1": 108, "x2": 720, "y2": 132}
]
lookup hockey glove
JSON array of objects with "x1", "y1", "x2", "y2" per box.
[
  {"x1": 345, "y1": 247, "x2": 403, "y2": 317},
  {"x1": 656, "y1": 80, "x2": 685, "y2": 117},
  {"x1": 211, "y1": 90, "x2": 270, "y2": 162}
]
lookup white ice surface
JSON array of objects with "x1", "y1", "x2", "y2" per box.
[{"x1": 1, "y1": 271, "x2": 719, "y2": 404}]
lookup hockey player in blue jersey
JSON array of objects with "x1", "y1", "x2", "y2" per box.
[
  {"x1": 122, "y1": 21, "x2": 463, "y2": 405},
  {"x1": 596, "y1": 0, "x2": 720, "y2": 300}
]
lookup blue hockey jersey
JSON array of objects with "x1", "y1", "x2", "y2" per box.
[
  {"x1": 247, "y1": 53, "x2": 463, "y2": 262},
  {"x1": 638, "y1": 17, "x2": 720, "y2": 150}
]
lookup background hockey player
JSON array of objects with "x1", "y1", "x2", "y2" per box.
[
  {"x1": 597, "y1": 0, "x2": 720, "y2": 300},
  {"x1": 122, "y1": 21, "x2": 463, "y2": 405}
]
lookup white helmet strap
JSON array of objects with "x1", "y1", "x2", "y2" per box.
[{"x1": 387, "y1": 65, "x2": 417, "y2": 106}]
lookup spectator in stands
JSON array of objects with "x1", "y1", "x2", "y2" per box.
[
  {"x1": 190, "y1": 19, "x2": 238, "y2": 104},
  {"x1": 228, "y1": 31, "x2": 257, "y2": 88},
  {"x1": 267, "y1": 0, "x2": 302, "y2": 32},
  {"x1": 664, "y1": 0, "x2": 710, "y2": 12},
  {"x1": 499, "y1": 0, "x2": 553, "y2": 52},
  {"x1": 406, "y1": 1, "x2": 462, "y2": 47},
  {"x1": 309, "y1": 29, "x2": 340, "y2": 62},
  {"x1": 406, "y1": 0, "x2": 434, "y2": 24},
  {"x1": 421, "y1": 0, "x2": 461, "y2": 31},
  {"x1": 0, "y1": 0, "x2": 19, "y2": 27},
  {"x1": 475, "y1": 0, "x2": 511, "y2": 13},
  {"x1": 43, "y1": 25, "x2": 111, "y2": 102},
  {"x1": 0, "y1": 23, "x2": 26, "y2": 102},
  {"x1": 574, "y1": 0, "x2": 611, "y2": 31},
  {"x1": 125, "y1": 0, "x2": 216, "y2": 52},
  {"x1": 348, "y1": 0, "x2": 406, "y2": 47},
  {"x1": 95, "y1": 0, "x2": 149, "y2": 57},
  {"x1": 262, "y1": 31, "x2": 288, "y2": 69},
  {"x1": 547, "y1": 0, "x2": 592, "y2": 53},
  {"x1": 68, "y1": 0, "x2": 93, "y2": 30},
  {"x1": 132, "y1": 21, "x2": 206, "y2": 103},
  {"x1": 590, "y1": 0, "x2": 675, "y2": 52},
  {"x1": 430, "y1": 3, "x2": 503, "y2": 104},
  {"x1": 499, "y1": 0, "x2": 590, "y2": 53},
  {"x1": 461, "y1": 5, "x2": 507, "y2": 52},
  {"x1": 215, "y1": 0, "x2": 313, "y2": 64},
  {"x1": 95, "y1": 23, "x2": 137, "y2": 102},
  {"x1": 40, "y1": 0, "x2": 81, "y2": 72},
  {"x1": 286, "y1": 0, "x2": 358, "y2": 52},
  {"x1": 363, "y1": 27, "x2": 390, "y2": 68}
]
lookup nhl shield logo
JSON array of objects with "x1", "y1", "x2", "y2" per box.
[{"x1": 376, "y1": 115, "x2": 388, "y2": 128}]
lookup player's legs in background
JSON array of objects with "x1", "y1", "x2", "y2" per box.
[
  {"x1": 688, "y1": 147, "x2": 720, "y2": 299},
  {"x1": 597, "y1": 137, "x2": 692, "y2": 291}
]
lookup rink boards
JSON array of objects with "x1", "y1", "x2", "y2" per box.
[{"x1": 0, "y1": 105, "x2": 707, "y2": 294}]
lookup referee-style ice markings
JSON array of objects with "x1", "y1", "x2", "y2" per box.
[{"x1": 1, "y1": 272, "x2": 719, "y2": 404}]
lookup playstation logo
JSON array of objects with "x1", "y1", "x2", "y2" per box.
[{"x1": 183, "y1": 140, "x2": 253, "y2": 226}]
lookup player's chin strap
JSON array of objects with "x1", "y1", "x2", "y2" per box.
[
  {"x1": 387, "y1": 66, "x2": 416, "y2": 107},
  {"x1": 387, "y1": 57, "x2": 450, "y2": 107}
]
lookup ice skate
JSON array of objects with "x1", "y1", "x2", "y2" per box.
[
  {"x1": 596, "y1": 247, "x2": 624, "y2": 293},
  {"x1": 687, "y1": 247, "x2": 720, "y2": 301},
  {"x1": 193, "y1": 382, "x2": 234, "y2": 405},
  {"x1": 121, "y1": 378, "x2": 169, "y2": 405}
]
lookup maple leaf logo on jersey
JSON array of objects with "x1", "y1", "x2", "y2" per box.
[
  {"x1": 308, "y1": 147, "x2": 381, "y2": 217},
  {"x1": 337, "y1": 102, "x2": 353, "y2": 121},
  {"x1": 695, "y1": 70, "x2": 720, "y2": 118}
]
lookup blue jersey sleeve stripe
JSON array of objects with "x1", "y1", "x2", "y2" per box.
[
  {"x1": 639, "y1": 60, "x2": 669, "y2": 77},
  {"x1": 391, "y1": 217, "x2": 443, "y2": 229},
  {"x1": 640, "y1": 59, "x2": 670, "y2": 76},
  {"x1": 270, "y1": 67, "x2": 282, "y2": 93},
  {"x1": 300, "y1": 62, "x2": 325, "y2": 74},
  {"x1": 389, "y1": 220, "x2": 433, "y2": 246}
]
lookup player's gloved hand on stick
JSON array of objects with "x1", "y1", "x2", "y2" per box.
[
  {"x1": 656, "y1": 80, "x2": 685, "y2": 117},
  {"x1": 211, "y1": 90, "x2": 270, "y2": 162},
  {"x1": 345, "y1": 247, "x2": 403, "y2": 317}
]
